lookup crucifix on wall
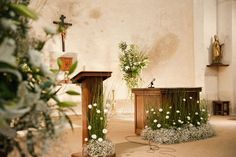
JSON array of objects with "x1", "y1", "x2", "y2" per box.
[{"x1": 53, "y1": 15, "x2": 72, "y2": 52}]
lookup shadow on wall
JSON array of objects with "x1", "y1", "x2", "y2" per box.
[{"x1": 147, "y1": 33, "x2": 179, "y2": 71}]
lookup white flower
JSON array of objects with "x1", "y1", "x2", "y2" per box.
[
  {"x1": 98, "y1": 138, "x2": 103, "y2": 142},
  {"x1": 153, "y1": 119, "x2": 157, "y2": 123},
  {"x1": 169, "y1": 106, "x2": 172, "y2": 109},
  {"x1": 100, "y1": 117, "x2": 103, "y2": 120},
  {"x1": 96, "y1": 109, "x2": 101, "y2": 113},
  {"x1": 166, "y1": 115, "x2": 169, "y2": 119},
  {"x1": 88, "y1": 104, "x2": 92, "y2": 109},
  {"x1": 197, "y1": 100, "x2": 200, "y2": 104},
  {"x1": 202, "y1": 109, "x2": 206, "y2": 112},
  {"x1": 106, "y1": 103, "x2": 111, "y2": 108},
  {"x1": 102, "y1": 129, "x2": 108, "y2": 134},
  {"x1": 91, "y1": 134, "x2": 97, "y2": 139},
  {"x1": 1, "y1": 18, "x2": 17, "y2": 31},
  {"x1": 88, "y1": 125, "x2": 92, "y2": 130},
  {"x1": 178, "y1": 127, "x2": 181, "y2": 130},
  {"x1": 104, "y1": 108, "x2": 108, "y2": 113},
  {"x1": 0, "y1": 38, "x2": 16, "y2": 67},
  {"x1": 151, "y1": 108, "x2": 154, "y2": 112},
  {"x1": 173, "y1": 122, "x2": 176, "y2": 125},
  {"x1": 187, "y1": 116, "x2": 191, "y2": 120},
  {"x1": 93, "y1": 103, "x2": 97, "y2": 107},
  {"x1": 189, "y1": 123, "x2": 193, "y2": 127},
  {"x1": 145, "y1": 125, "x2": 148, "y2": 128},
  {"x1": 166, "y1": 111, "x2": 170, "y2": 114},
  {"x1": 153, "y1": 112, "x2": 156, "y2": 114},
  {"x1": 183, "y1": 98, "x2": 186, "y2": 102},
  {"x1": 43, "y1": 26, "x2": 57, "y2": 35},
  {"x1": 195, "y1": 112, "x2": 199, "y2": 115},
  {"x1": 146, "y1": 110, "x2": 149, "y2": 114},
  {"x1": 176, "y1": 110, "x2": 180, "y2": 113},
  {"x1": 178, "y1": 119, "x2": 182, "y2": 123},
  {"x1": 159, "y1": 108, "x2": 163, "y2": 112},
  {"x1": 200, "y1": 117, "x2": 203, "y2": 120},
  {"x1": 40, "y1": 64, "x2": 52, "y2": 76},
  {"x1": 124, "y1": 66, "x2": 129, "y2": 70},
  {"x1": 189, "y1": 96, "x2": 192, "y2": 99},
  {"x1": 84, "y1": 138, "x2": 88, "y2": 142},
  {"x1": 197, "y1": 121, "x2": 201, "y2": 125},
  {"x1": 157, "y1": 124, "x2": 161, "y2": 128},
  {"x1": 28, "y1": 49, "x2": 43, "y2": 67}
]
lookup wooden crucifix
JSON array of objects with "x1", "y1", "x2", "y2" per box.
[{"x1": 53, "y1": 15, "x2": 72, "y2": 52}]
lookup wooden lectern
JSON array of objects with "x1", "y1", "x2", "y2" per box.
[
  {"x1": 71, "y1": 71, "x2": 112, "y2": 144},
  {"x1": 132, "y1": 87, "x2": 202, "y2": 135}
]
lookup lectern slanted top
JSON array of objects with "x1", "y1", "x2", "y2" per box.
[{"x1": 72, "y1": 71, "x2": 112, "y2": 83}]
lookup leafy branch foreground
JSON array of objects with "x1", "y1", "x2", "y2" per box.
[{"x1": 0, "y1": 1, "x2": 79, "y2": 156}]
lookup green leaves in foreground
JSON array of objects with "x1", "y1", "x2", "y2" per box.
[
  {"x1": 10, "y1": 4, "x2": 38, "y2": 20},
  {"x1": 58, "y1": 101, "x2": 77, "y2": 108},
  {"x1": 66, "y1": 90, "x2": 80, "y2": 95},
  {"x1": 68, "y1": 61, "x2": 78, "y2": 75}
]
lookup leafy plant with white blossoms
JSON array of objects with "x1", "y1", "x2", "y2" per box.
[
  {"x1": 0, "y1": 0, "x2": 79, "y2": 156},
  {"x1": 142, "y1": 98, "x2": 215, "y2": 144},
  {"x1": 119, "y1": 41, "x2": 148, "y2": 90},
  {"x1": 84, "y1": 101, "x2": 115, "y2": 157}
]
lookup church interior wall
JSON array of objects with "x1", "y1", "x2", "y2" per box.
[
  {"x1": 29, "y1": 0, "x2": 235, "y2": 114},
  {"x1": 217, "y1": 0, "x2": 236, "y2": 115}
]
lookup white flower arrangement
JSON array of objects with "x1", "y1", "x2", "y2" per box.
[
  {"x1": 85, "y1": 139, "x2": 115, "y2": 157},
  {"x1": 142, "y1": 123, "x2": 215, "y2": 144},
  {"x1": 144, "y1": 99, "x2": 214, "y2": 144},
  {"x1": 119, "y1": 41, "x2": 149, "y2": 90},
  {"x1": 85, "y1": 101, "x2": 115, "y2": 157}
]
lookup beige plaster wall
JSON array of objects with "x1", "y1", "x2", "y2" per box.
[
  {"x1": 30, "y1": 0, "x2": 195, "y2": 99},
  {"x1": 193, "y1": 0, "x2": 236, "y2": 114},
  {"x1": 233, "y1": 0, "x2": 236, "y2": 115},
  {"x1": 217, "y1": 0, "x2": 236, "y2": 114}
]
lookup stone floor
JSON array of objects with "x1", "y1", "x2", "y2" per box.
[{"x1": 9, "y1": 114, "x2": 236, "y2": 157}]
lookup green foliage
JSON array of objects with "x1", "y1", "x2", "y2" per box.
[
  {"x1": 68, "y1": 61, "x2": 78, "y2": 75},
  {"x1": 119, "y1": 41, "x2": 148, "y2": 90},
  {"x1": 0, "y1": 0, "x2": 79, "y2": 156},
  {"x1": 9, "y1": 3, "x2": 38, "y2": 20},
  {"x1": 65, "y1": 90, "x2": 80, "y2": 95},
  {"x1": 85, "y1": 83, "x2": 109, "y2": 142},
  {"x1": 146, "y1": 98, "x2": 209, "y2": 130},
  {"x1": 87, "y1": 102, "x2": 108, "y2": 141}
]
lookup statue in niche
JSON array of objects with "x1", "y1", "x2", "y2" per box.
[{"x1": 212, "y1": 35, "x2": 224, "y2": 64}]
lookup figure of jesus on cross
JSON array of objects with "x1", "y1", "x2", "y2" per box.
[{"x1": 53, "y1": 15, "x2": 72, "y2": 52}]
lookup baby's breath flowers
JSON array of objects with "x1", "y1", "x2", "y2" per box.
[
  {"x1": 144, "y1": 99, "x2": 214, "y2": 144},
  {"x1": 85, "y1": 101, "x2": 115, "y2": 156}
]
